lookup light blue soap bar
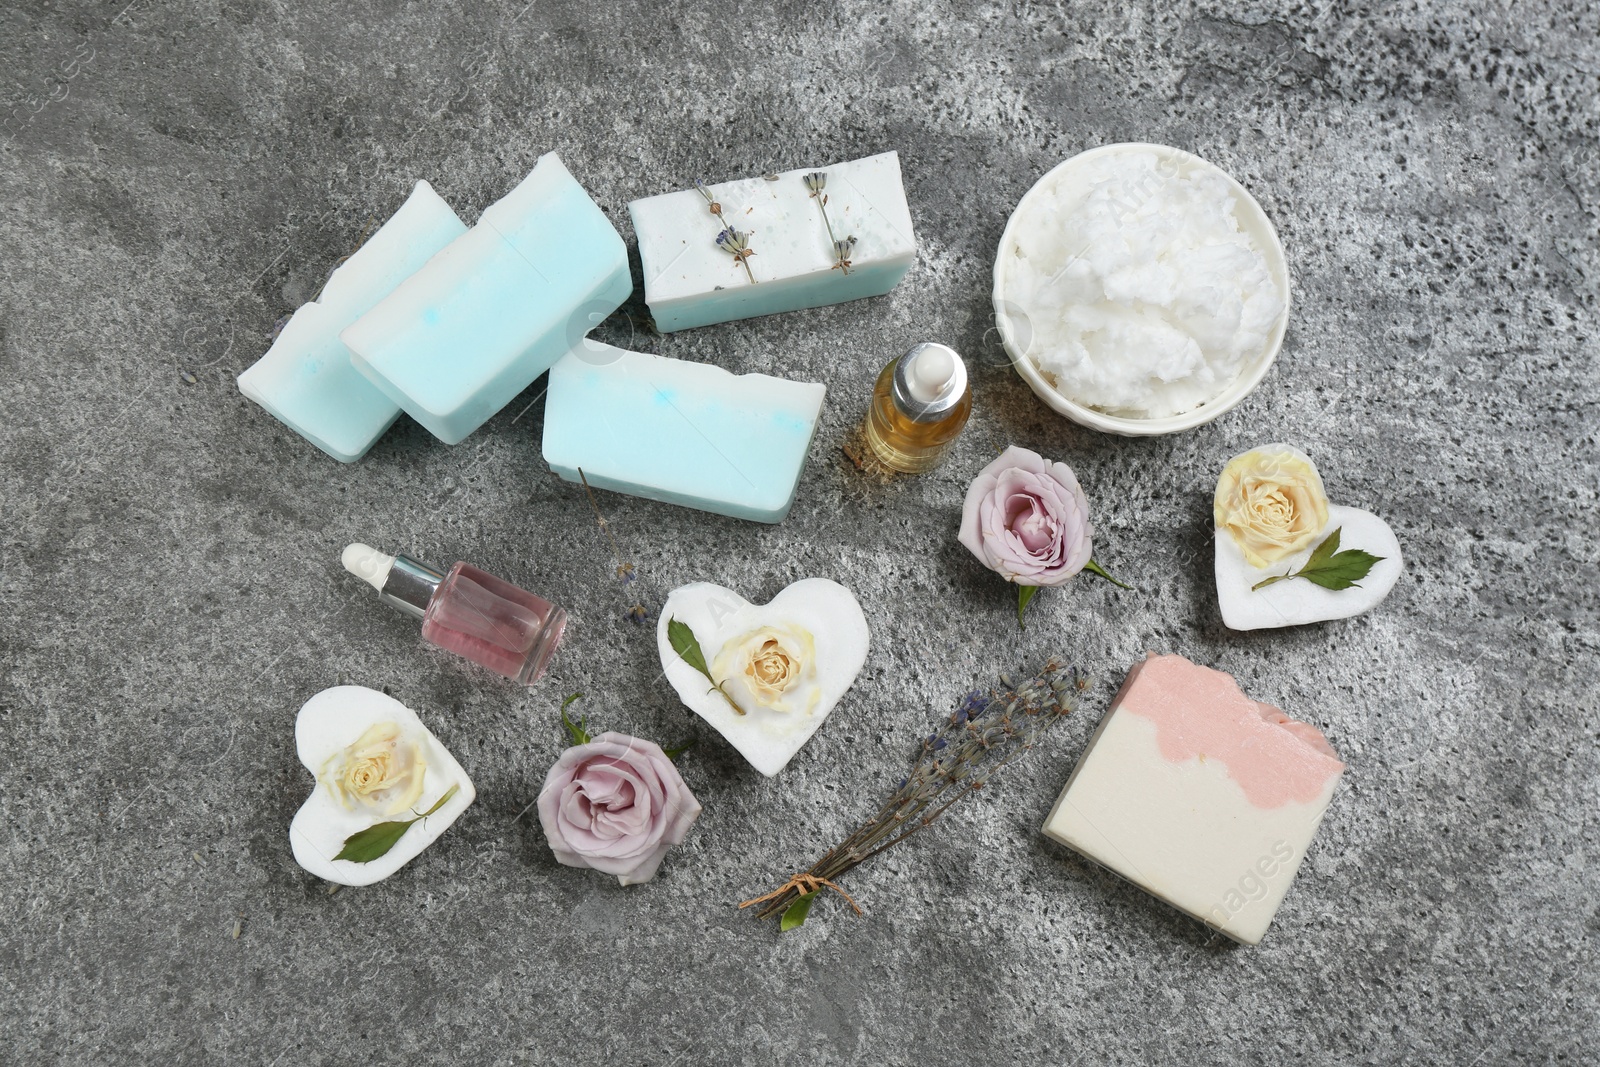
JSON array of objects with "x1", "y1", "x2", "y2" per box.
[
  {"x1": 235, "y1": 181, "x2": 466, "y2": 462},
  {"x1": 542, "y1": 344, "x2": 827, "y2": 523},
  {"x1": 629, "y1": 152, "x2": 916, "y2": 332},
  {"x1": 342, "y1": 154, "x2": 630, "y2": 445}
]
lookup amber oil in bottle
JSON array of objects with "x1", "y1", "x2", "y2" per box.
[{"x1": 861, "y1": 342, "x2": 972, "y2": 474}]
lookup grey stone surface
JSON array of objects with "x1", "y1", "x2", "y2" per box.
[{"x1": 1, "y1": 0, "x2": 1596, "y2": 1063}]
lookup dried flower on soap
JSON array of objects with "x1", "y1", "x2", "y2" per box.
[
  {"x1": 320, "y1": 722, "x2": 427, "y2": 816},
  {"x1": 1214, "y1": 444, "x2": 1330, "y2": 568},
  {"x1": 697, "y1": 180, "x2": 757, "y2": 284},
  {"x1": 714, "y1": 227, "x2": 757, "y2": 280},
  {"x1": 744, "y1": 634, "x2": 801, "y2": 700},
  {"x1": 741, "y1": 661, "x2": 1080, "y2": 930},
  {"x1": 803, "y1": 170, "x2": 855, "y2": 275},
  {"x1": 832, "y1": 236, "x2": 857, "y2": 273},
  {"x1": 711, "y1": 624, "x2": 820, "y2": 715}
]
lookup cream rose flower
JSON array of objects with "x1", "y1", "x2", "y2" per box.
[
  {"x1": 1214, "y1": 445, "x2": 1331, "y2": 568},
  {"x1": 320, "y1": 721, "x2": 427, "y2": 816},
  {"x1": 712, "y1": 625, "x2": 820, "y2": 715}
]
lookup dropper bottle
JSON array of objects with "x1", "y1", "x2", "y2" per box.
[
  {"x1": 860, "y1": 342, "x2": 972, "y2": 474},
  {"x1": 342, "y1": 544, "x2": 566, "y2": 684}
]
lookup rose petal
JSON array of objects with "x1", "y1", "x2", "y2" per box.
[
  {"x1": 616, "y1": 841, "x2": 674, "y2": 886},
  {"x1": 575, "y1": 761, "x2": 637, "y2": 808}
]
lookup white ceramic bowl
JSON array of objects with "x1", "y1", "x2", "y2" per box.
[{"x1": 992, "y1": 143, "x2": 1290, "y2": 436}]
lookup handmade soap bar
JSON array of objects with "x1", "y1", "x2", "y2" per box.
[
  {"x1": 542, "y1": 343, "x2": 826, "y2": 523},
  {"x1": 236, "y1": 181, "x2": 466, "y2": 461},
  {"x1": 655, "y1": 579, "x2": 870, "y2": 777},
  {"x1": 1043, "y1": 653, "x2": 1344, "y2": 945},
  {"x1": 343, "y1": 154, "x2": 630, "y2": 444},
  {"x1": 629, "y1": 152, "x2": 916, "y2": 332},
  {"x1": 289, "y1": 686, "x2": 476, "y2": 887}
]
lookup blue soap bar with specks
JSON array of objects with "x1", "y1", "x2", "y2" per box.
[
  {"x1": 343, "y1": 154, "x2": 630, "y2": 445},
  {"x1": 541, "y1": 343, "x2": 827, "y2": 523},
  {"x1": 236, "y1": 181, "x2": 466, "y2": 462}
]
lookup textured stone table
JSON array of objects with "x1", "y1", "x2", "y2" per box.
[{"x1": 1, "y1": 2, "x2": 1595, "y2": 1064}]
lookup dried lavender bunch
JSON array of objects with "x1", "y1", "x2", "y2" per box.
[
  {"x1": 741, "y1": 660, "x2": 1082, "y2": 929},
  {"x1": 695, "y1": 180, "x2": 757, "y2": 284}
]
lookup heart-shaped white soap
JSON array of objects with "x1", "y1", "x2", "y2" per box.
[
  {"x1": 656, "y1": 579, "x2": 870, "y2": 777},
  {"x1": 1217, "y1": 509, "x2": 1404, "y2": 631},
  {"x1": 289, "y1": 685, "x2": 475, "y2": 886}
]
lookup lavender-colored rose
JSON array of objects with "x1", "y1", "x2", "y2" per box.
[
  {"x1": 537, "y1": 732, "x2": 702, "y2": 886},
  {"x1": 957, "y1": 445, "x2": 1127, "y2": 627},
  {"x1": 959, "y1": 446, "x2": 1095, "y2": 584}
]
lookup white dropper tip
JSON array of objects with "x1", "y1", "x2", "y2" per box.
[
  {"x1": 342, "y1": 543, "x2": 396, "y2": 593},
  {"x1": 906, "y1": 346, "x2": 956, "y2": 402}
]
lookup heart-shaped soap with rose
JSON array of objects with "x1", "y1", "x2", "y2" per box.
[
  {"x1": 655, "y1": 579, "x2": 870, "y2": 777},
  {"x1": 289, "y1": 685, "x2": 475, "y2": 886},
  {"x1": 1213, "y1": 443, "x2": 1404, "y2": 631}
]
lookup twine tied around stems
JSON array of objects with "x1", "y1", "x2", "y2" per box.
[{"x1": 739, "y1": 873, "x2": 863, "y2": 916}]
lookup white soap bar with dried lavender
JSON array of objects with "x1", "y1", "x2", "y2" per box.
[{"x1": 628, "y1": 152, "x2": 916, "y2": 332}]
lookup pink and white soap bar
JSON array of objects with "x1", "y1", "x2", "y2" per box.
[{"x1": 1043, "y1": 653, "x2": 1344, "y2": 944}]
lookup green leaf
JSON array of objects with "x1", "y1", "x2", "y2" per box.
[
  {"x1": 332, "y1": 783, "x2": 461, "y2": 864},
  {"x1": 560, "y1": 692, "x2": 590, "y2": 745},
  {"x1": 1083, "y1": 557, "x2": 1134, "y2": 590},
  {"x1": 1016, "y1": 585, "x2": 1039, "y2": 630},
  {"x1": 1251, "y1": 528, "x2": 1385, "y2": 592},
  {"x1": 1299, "y1": 549, "x2": 1385, "y2": 590},
  {"x1": 667, "y1": 617, "x2": 746, "y2": 716},
  {"x1": 666, "y1": 617, "x2": 712, "y2": 678},
  {"x1": 1304, "y1": 525, "x2": 1341, "y2": 568},
  {"x1": 333, "y1": 819, "x2": 414, "y2": 863},
  {"x1": 780, "y1": 890, "x2": 817, "y2": 931},
  {"x1": 662, "y1": 738, "x2": 696, "y2": 761}
]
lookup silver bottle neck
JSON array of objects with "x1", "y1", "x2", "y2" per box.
[
  {"x1": 380, "y1": 555, "x2": 446, "y2": 619},
  {"x1": 891, "y1": 342, "x2": 968, "y2": 422}
]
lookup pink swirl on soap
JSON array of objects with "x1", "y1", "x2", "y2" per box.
[{"x1": 1113, "y1": 653, "x2": 1345, "y2": 809}]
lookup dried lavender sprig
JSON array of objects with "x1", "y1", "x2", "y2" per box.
[
  {"x1": 696, "y1": 180, "x2": 757, "y2": 284},
  {"x1": 744, "y1": 660, "x2": 1081, "y2": 922},
  {"x1": 802, "y1": 171, "x2": 855, "y2": 275},
  {"x1": 832, "y1": 235, "x2": 857, "y2": 273},
  {"x1": 826, "y1": 677, "x2": 1071, "y2": 863},
  {"x1": 750, "y1": 671, "x2": 1075, "y2": 920}
]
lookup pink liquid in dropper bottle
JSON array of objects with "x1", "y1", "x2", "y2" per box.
[{"x1": 342, "y1": 544, "x2": 566, "y2": 685}]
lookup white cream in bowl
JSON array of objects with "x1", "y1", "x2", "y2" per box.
[{"x1": 994, "y1": 144, "x2": 1289, "y2": 435}]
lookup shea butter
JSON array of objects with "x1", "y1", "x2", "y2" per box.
[{"x1": 1002, "y1": 148, "x2": 1285, "y2": 419}]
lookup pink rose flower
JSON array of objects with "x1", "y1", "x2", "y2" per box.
[
  {"x1": 958, "y1": 445, "x2": 1094, "y2": 586},
  {"x1": 537, "y1": 732, "x2": 702, "y2": 886}
]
